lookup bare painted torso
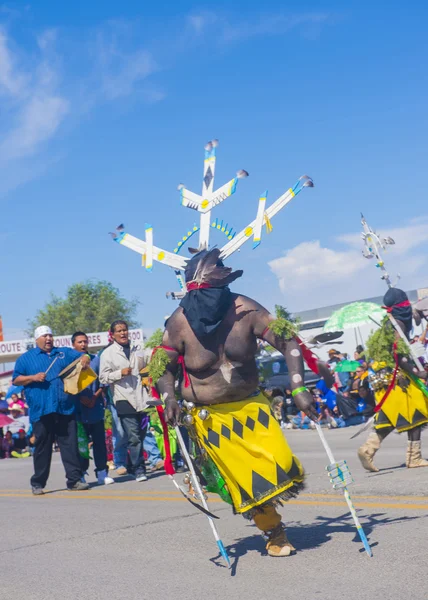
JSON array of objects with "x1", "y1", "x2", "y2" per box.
[{"x1": 165, "y1": 294, "x2": 266, "y2": 405}]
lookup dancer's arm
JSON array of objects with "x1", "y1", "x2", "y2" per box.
[
  {"x1": 252, "y1": 301, "x2": 319, "y2": 421},
  {"x1": 156, "y1": 329, "x2": 182, "y2": 426},
  {"x1": 393, "y1": 321, "x2": 427, "y2": 379}
]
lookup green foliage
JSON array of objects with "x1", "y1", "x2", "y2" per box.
[
  {"x1": 104, "y1": 408, "x2": 113, "y2": 431},
  {"x1": 200, "y1": 454, "x2": 233, "y2": 505},
  {"x1": 148, "y1": 348, "x2": 170, "y2": 384},
  {"x1": 145, "y1": 328, "x2": 164, "y2": 349},
  {"x1": 28, "y1": 280, "x2": 139, "y2": 336},
  {"x1": 366, "y1": 317, "x2": 409, "y2": 368},
  {"x1": 268, "y1": 305, "x2": 300, "y2": 340}
]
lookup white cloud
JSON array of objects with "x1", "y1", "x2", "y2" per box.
[
  {"x1": 0, "y1": 27, "x2": 68, "y2": 171},
  {"x1": 187, "y1": 12, "x2": 218, "y2": 35},
  {"x1": 0, "y1": 95, "x2": 68, "y2": 160},
  {"x1": 101, "y1": 49, "x2": 156, "y2": 99},
  {"x1": 0, "y1": 9, "x2": 333, "y2": 196},
  {"x1": 0, "y1": 29, "x2": 27, "y2": 95},
  {"x1": 269, "y1": 220, "x2": 428, "y2": 311},
  {"x1": 142, "y1": 86, "x2": 166, "y2": 104},
  {"x1": 187, "y1": 10, "x2": 331, "y2": 44},
  {"x1": 269, "y1": 240, "x2": 365, "y2": 291},
  {"x1": 0, "y1": 20, "x2": 162, "y2": 194},
  {"x1": 92, "y1": 22, "x2": 161, "y2": 101},
  {"x1": 37, "y1": 28, "x2": 57, "y2": 51}
]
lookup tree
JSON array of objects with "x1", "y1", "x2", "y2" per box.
[{"x1": 28, "y1": 280, "x2": 140, "y2": 335}]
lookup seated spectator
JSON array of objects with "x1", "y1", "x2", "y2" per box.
[
  {"x1": 292, "y1": 411, "x2": 316, "y2": 429},
  {"x1": 5, "y1": 403, "x2": 29, "y2": 435},
  {"x1": 316, "y1": 379, "x2": 350, "y2": 428},
  {"x1": 292, "y1": 391, "x2": 318, "y2": 430},
  {"x1": 11, "y1": 429, "x2": 31, "y2": 458},
  {"x1": 271, "y1": 396, "x2": 284, "y2": 425},
  {"x1": 282, "y1": 388, "x2": 296, "y2": 415},
  {"x1": 348, "y1": 366, "x2": 374, "y2": 415},
  {"x1": 335, "y1": 355, "x2": 351, "y2": 392},
  {"x1": 354, "y1": 345, "x2": 366, "y2": 363},
  {"x1": 333, "y1": 370, "x2": 375, "y2": 428},
  {"x1": 327, "y1": 349, "x2": 341, "y2": 368},
  {"x1": 7, "y1": 393, "x2": 25, "y2": 409},
  {"x1": 2, "y1": 431, "x2": 14, "y2": 458}
]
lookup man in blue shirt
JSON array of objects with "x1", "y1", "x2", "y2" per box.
[
  {"x1": 13, "y1": 326, "x2": 91, "y2": 495},
  {"x1": 72, "y1": 331, "x2": 114, "y2": 486}
]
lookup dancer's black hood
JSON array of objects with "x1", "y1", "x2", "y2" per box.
[
  {"x1": 383, "y1": 287, "x2": 413, "y2": 334},
  {"x1": 179, "y1": 248, "x2": 243, "y2": 338}
]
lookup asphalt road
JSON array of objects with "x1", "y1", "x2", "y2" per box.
[{"x1": 1, "y1": 428, "x2": 428, "y2": 600}]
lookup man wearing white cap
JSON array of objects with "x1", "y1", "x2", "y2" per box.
[{"x1": 12, "y1": 326, "x2": 91, "y2": 495}]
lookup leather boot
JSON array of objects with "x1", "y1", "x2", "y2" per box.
[
  {"x1": 407, "y1": 441, "x2": 428, "y2": 468},
  {"x1": 253, "y1": 505, "x2": 296, "y2": 557},
  {"x1": 357, "y1": 431, "x2": 382, "y2": 472}
]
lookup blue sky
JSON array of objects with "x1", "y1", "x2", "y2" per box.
[{"x1": 1, "y1": 1, "x2": 428, "y2": 338}]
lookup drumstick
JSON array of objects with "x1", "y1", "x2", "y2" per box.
[{"x1": 44, "y1": 352, "x2": 65, "y2": 376}]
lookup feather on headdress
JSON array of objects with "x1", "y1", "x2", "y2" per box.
[{"x1": 185, "y1": 248, "x2": 243, "y2": 287}]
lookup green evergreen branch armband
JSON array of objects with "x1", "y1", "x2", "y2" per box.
[
  {"x1": 268, "y1": 305, "x2": 300, "y2": 340},
  {"x1": 148, "y1": 348, "x2": 170, "y2": 385}
]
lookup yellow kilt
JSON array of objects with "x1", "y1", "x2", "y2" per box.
[
  {"x1": 191, "y1": 392, "x2": 304, "y2": 513},
  {"x1": 375, "y1": 373, "x2": 428, "y2": 433}
]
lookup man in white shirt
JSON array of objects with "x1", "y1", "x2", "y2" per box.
[{"x1": 99, "y1": 320, "x2": 149, "y2": 482}]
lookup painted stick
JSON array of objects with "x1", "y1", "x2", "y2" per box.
[
  {"x1": 220, "y1": 186, "x2": 295, "y2": 260},
  {"x1": 315, "y1": 423, "x2": 372, "y2": 557},
  {"x1": 179, "y1": 177, "x2": 242, "y2": 214},
  {"x1": 206, "y1": 177, "x2": 238, "y2": 211},
  {"x1": 111, "y1": 143, "x2": 312, "y2": 288},
  {"x1": 168, "y1": 475, "x2": 219, "y2": 519},
  {"x1": 199, "y1": 142, "x2": 217, "y2": 250},
  {"x1": 174, "y1": 270, "x2": 186, "y2": 292},
  {"x1": 253, "y1": 191, "x2": 267, "y2": 249},
  {"x1": 220, "y1": 176, "x2": 313, "y2": 259},
  {"x1": 175, "y1": 426, "x2": 231, "y2": 568},
  {"x1": 145, "y1": 224, "x2": 153, "y2": 272},
  {"x1": 117, "y1": 232, "x2": 187, "y2": 270},
  {"x1": 349, "y1": 415, "x2": 375, "y2": 439}
]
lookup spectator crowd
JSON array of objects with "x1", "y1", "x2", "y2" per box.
[
  {"x1": 264, "y1": 346, "x2": 377, "y2": 431},
  {"x1": 0, "y1": 322, "x2": 183, "y2": 495},
  {"x1": 2, "y1": 321, "x2": 416, "y2": 492}
]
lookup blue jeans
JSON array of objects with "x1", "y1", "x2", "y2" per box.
[
  {"x1": 110, "y1": 403, "x2": 128, "y2": 468},
  {"x1": 120, "y1": 414, "x2": 148, "y2": 475},
  {"x1": 79, "y1": 420, "x2": 108, "y2": 475},
  {"x1": 144, "y1": 431, "x2": 162, "y2": 467},
  {"x1": 344, "y1": 415, "x2": 367, "y2": 427},
  {"x1": 292, "y1": 415, "x2": 311, "y2": 429}
]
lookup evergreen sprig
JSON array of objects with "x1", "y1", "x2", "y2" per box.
[
  {"x1": 366, "y1": 317, "x2": 409, "y2": 368},
  {"x1": 268, "y1": 305, "x2": 300, "y2": 340},
  {"x1": 148, "y1": 348, "x2": 170, "y2": 384},
  {"x1": 145, "y1": 328, "x2": 164, "y2": 349}
]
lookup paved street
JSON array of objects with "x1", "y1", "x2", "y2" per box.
[{"x1": 1, "y1": 428, "x2": 428, "y2": 600}]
